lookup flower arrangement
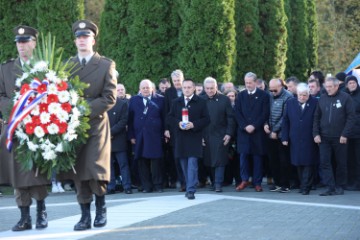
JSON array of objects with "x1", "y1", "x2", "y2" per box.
[{"x1": 5, "y1": 33, "x2": 90, "y2": 178}]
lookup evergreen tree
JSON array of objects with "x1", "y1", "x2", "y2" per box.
[
  {"x1": 284, "y1": 0, "x2": 293, "y2": 78},
  {"x1": 259, "y1": 0, "x2": 287, "y2": 80},
  {"x1": 235, "y1": 0, "x2": 264, "y2": 83},
  {"x1": 307, "y1": 0, "x2": 318, "y2": 73},
  {"x1": 286, "y1": 0, "x2": 309, "y2": 80},
  {"x1": 178, "y1": 0, "x2": 236, "y2": 84},
  {"x1": 99, "y1": 0, "x2": 132, "y2": 87},
  {"x1": 35, "y1": 0, "x2": 84, "y2": 59}
]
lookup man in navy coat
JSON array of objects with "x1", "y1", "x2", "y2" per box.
[
  {"x1": 282, "y1": 83, "x2": 319, "y2": 195},
  {"x1": 128, "y1": 79, "x2": 165, "y2": 192},
  {"x1": 235, "y1": 72, "x2": 270, "y2": 192}
]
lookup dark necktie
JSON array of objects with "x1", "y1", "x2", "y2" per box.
[
  {"x1": 81, "y1": 58, "x2": 86, "y2": 67},
  {"x1": 186, "y1": 97, "x2": 190, "y2": 106},
  {"x1": 145, "y1": 97, "x2": 150, "y2": 106}
]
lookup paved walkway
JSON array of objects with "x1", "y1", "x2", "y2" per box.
[{"x1": 0, "y1": 186, "x2": 359, "y2": 240}]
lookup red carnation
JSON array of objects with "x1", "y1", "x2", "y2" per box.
[
  {"x1": 50, "y1": 114, "x2": 59, "y2": 124},
  {"x1": 32, "y1": 116, "x2": 41, "y2": 125},
  {"x1": 37, "y1": 84, "x2": 48, "y2": 94},
  {"x1": 61, "y1": 102, "x2": 72, "y2": 113},
  {"x1": 58, "y1": 122, "x2": 68, "y2": 134},
  {"x1": 47, "y1": 94, "x2": 59, "y2": 103},
  {"x1": 57, "y1": 81, "x2": 68, "y2": 91},
  {"x1": 39, "y1": 103, "x2": 49, "y2": 113},
  {"x1": 42, "y1": 124, "x2": 49, "y2": 134},
  {"x1": 25, "y1": 122, "x2": 35, "y2": 135},
  {"x1": 20, "y1": 84, "x2": 31, "y2": 95}
]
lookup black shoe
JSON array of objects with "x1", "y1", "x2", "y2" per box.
[
  {"x1": 335, "y1": 187, "x2": 344, "y2": 195},
  {"x1": 302, "y1": 190, "x2": 310, "y2": 195},
  {"x1": 319, "y1": 190, "x2": 336, "y2": 196},
  {"x1": 215, "y1": 187, "x2": 223, "y2": 193},
  {"x1": 36, "y1": 200, "x2": 48, "y2": 229},
  {"x1": 94, "y1": 195, "x2": 107, "y2": 228},
  {"x1": 124, "y1": 189, "x2": 133, "y2": 194},
  {"x1": 187, "y1": 192, "x2": 195, "y2": 200},
  {"x1": 280, "y1": 187, "x2": 290, "y2": 193},
  {"x1": 74, "y1": 203, "x2": 91, "y2": 231},
  {"x1": 12, "y1": 206, "x2": 32, "y2": 231},
  {"x1": 106, "y1": 189, "x2": 116, "y2": 195}
]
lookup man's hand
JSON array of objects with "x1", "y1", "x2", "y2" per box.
[
  {"x1": 282, "y1": 141, "x2": 288, "y2": 146},
  {"x1": 340, "y1": 136, "x2": 347, "y2": 144},
  {"x1": 164, "y1": 130, "x2": 170, "y2": 139},
  {"x1": 270, "y1": 132, "x2": 277, "y2": 139},
  {"x1": 264, "y1": 124, "x2": 271, "y2": 134},
  {"x1": 130, "y1": 138, "x2": 136, "y2": 145},
  {"x1": 223, "y1": 135, "x2": 231, "y2": 146},
  {"x1": 314, "y1": 135, "x2": 321, "y2": 144},
  {"x1": 245, "y1": 125, "x2": 255, "y2": 134}
]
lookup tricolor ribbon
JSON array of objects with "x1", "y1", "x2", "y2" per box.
[{"x1": 6, "y1": 79, "x2": 49, "y2": 151}]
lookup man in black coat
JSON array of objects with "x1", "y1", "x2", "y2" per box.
[
  {"x1": 345, "y1": 75, "x2": 360, "y2": 191},
  {"x1": 313, "y1": 77, "x2": 355, "y2": 196},
  {"x1": 168, "y1": 79, "x2": 210, "y2": 200},
  {"x1": 235, "y1": 72, "x2": 270, "y2": 192},
  {"x1": 164, "y1": 70, "x2": 185, "y2": 191},
  {"x1": 107, "y1": 84, "x2": 132, "y2": 194}
]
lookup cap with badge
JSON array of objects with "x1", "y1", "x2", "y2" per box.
[
  {"x1": 72, "y1": 20, "x2": 98, "y2": 38},
  {"x1": 13, "y1": 25, "x2": 38, "y2": 42}
]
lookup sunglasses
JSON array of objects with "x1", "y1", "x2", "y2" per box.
[{"x1": 269, "y1": 90, "x2": 278, "y2": 93}]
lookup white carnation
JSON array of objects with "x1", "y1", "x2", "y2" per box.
[
  {"x1": 15, "y1": 128, "x2": 29, "y2": 141},
  {"x1": 69, "y1": 90, "x2": 79, "y2": 105},
  {"x1": 48, "y1": 102, "x2": 62, "y2": 114},
  {"x1": 31, "y1": 61, "x2": 48, "y2": 73},
  {"x1": 45, "y1": 70, "x2": 58, "y2": 83},
  {"x1": 71, "y1": 107, "x2": 80, "y2": 118},
  {"x1": 34, "y1": 126, "x2": 45, "y2": 138},
  {"x1": 56, "y1": 109, "x2": 69, "y2": 122},
  {"x1": 47, "y1": 123, "x2": 59, "y2": 135},
  {"x1": 27, "y1": 141, "x2": 39, "y2": 151},
  {"x1": 31, "y1": 105, "x2": 40, "y2": 116},
  {"x1": 40, "y1": 112, "x2": 51, "y2": 124},
  {"x1": 63, "y1": 132, "x2": 77, "y2": 142},
  {"x1": 22, "y1": 115, "x2": 32, "y2": 124},
  {"x1": 58, "y1": 91, "x2": 70, "y2": 103},
  {"x1": 47, "y1": 84, "x2": 58, "y2": 94}
]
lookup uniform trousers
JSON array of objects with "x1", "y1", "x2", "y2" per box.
[
  {"x1": 15, "y1": 185, "x2": 48, "y2": 206},
  {"x1": 74, "y1": 179, "x2": 107, "y2": 204}
]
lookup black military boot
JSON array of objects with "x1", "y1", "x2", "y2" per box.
[
  {"x1": 12, "y1": 206, "x2": 32, "y2": 231},
  {"x1": 94, "y1": 195, "x2": 107, "y2": 227},
  {"x1": 74, "y1": 203, "x2": 91, "y2": 231},
  {"x1": 36, "y1": 200, "x2": 48, "y2": 229}
]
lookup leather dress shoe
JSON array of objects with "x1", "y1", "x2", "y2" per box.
[
  {"x1": 124, "y1": 189, "x2": 133, "y2": 194},
  {"x1": 187, "y1": 192, "x2": 195, "y2": 200},
  {"x1": 319, "y1": 190, "x2": 336, "y2": 196},
  {"x1": 236, "y1": 181, "x2": 249, "y2": 191},
  {"x1": 255, "y1": 186, "x2": 263, "y2": 192}
]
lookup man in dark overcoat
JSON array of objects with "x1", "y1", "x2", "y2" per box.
[
  {"x1": 202, "y1": 77, "x2": 235, "y2": 192},
  {"x1": 235, "y1": 72, "x2": 270, "y2": 192},
  {"x1": 128, "y1": 79, "x2": 165, "y2": 192},
  {"x1": 67, "y1": 20, "x2": 117, "y2": 230},
  {"x1": 0, "y1": 25, "x2": 49, "y2": 231},
  {"x1": 282, "y1": 83, "x2": 319, "y2": 195},
  {"x1": 168, "y1": 79, "x2": 210, "y2": 200},
  {"x1": 107, "y1": 84, "x2": 132, "y2": 194}
]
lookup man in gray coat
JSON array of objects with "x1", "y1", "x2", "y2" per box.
[
  {"x1": 0, "y1": 25, "x2": 49, "y2": 231},
  {"x1": 68, "y1": 20, "x2": 117, "y2": 231},
  {"x1": 202, "y1": 77, "x2": 235, "y2": 192}
]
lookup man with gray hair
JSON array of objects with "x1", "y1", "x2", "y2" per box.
[
  {"x1": 282, "y1": 83, "x2": 319, "y2": 195},
  {"x1": 202, "y1": 77, "x2": 236, "y2": 192},
  {"x1": 313, "y1": 77, "x2": 355, "y2": 196}
]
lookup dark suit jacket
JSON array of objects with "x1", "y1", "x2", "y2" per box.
[
  {"x1": 168, "y1": 94, "x2": 210, "y2": 159},
  {"x1": 282, "y1": 96, "x2": 319, "y2": 166},
  {"x1": 164, "y1": 87, "x2": 182, "y2": 131},
  {"x1": 108, "y1": 97, "x2": 128, "y2": 152},
  {"x1": 235, "y1": 88, "x2": 270, "y2": 155},
  {"x1": 128, "y1": 93, "x2": 164, "y2": 159}
]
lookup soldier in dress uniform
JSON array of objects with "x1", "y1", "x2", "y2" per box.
[
  {"x1": 0, "y1": 25, "x2": 49, "y2": 231},
  {"x1": 66, "y1": 20, "x2": 117, "y2": 231}
]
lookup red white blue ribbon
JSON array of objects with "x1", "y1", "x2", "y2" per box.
[{"x1": 6, "y1": 79, "x2": 49, "y2": 151}]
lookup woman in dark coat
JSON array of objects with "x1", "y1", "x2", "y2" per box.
[{"x1": 282, "y1": 83, "x2": 319, "y2": 195}]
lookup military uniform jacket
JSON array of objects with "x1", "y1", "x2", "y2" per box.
[
  {"x1": 0, "y1": 58, "x2": 49, "y2": 187},
  {"x1": 62, "y1": 52, "x2": 117, "y2": 182}
]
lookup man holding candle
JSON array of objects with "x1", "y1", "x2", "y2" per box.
[{"x1": 168, "y1": 79, "x2": 210, "y2": 200}]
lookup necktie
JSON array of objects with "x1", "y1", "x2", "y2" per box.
[
  {"x1": 145, "y1": 97, "x2": 149, "y2": 106},
  {"x1": 81, "y1": 58, "x2": 86, "y2": 67},
  {"x1": 186, "y1": 97, "x2": 190, "y2": 106}
]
